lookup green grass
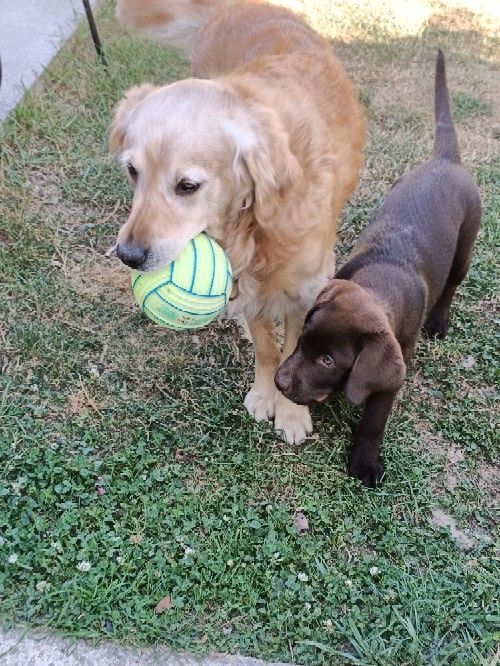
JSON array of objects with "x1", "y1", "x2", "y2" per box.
[
  {"x1": 0, "y1": 2, "x2": 499, "y2": 664},
  {"x1": 452, "y1": 93, "x2": 494, "y2": 121}
]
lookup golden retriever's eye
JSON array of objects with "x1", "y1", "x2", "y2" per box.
[
  {"x1": 318, "y1": 354, "x2": 334, "y2": 368},
  {"x1": 175, "y1": 179, "x2": 201, "y2": 196},
  {"x1": 127, "y1": 162, "x2": 138, "y2": 181}
]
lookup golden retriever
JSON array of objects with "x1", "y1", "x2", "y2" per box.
[{"x1": 111, "y1": 0, "x2": 366, "y2": 443}]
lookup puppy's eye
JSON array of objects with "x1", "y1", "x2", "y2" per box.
[
  {"x1": 127, "y1": 162, "x2": 138, "y2": 181},
  {"x1": 175, "y1": 179, "x2": 201, "y2": 196},
  {"x1": 318, "y1": 354, "x2": 335, "y2": 368}
]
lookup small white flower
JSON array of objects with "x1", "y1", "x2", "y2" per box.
[
  {"x1": 227, "y1": 559, "x2": 234, "y2": 568},
  {"x1": 298, "y1": 572, "x2": 309, "y2": 582},
  {"x1": 223, "y1": 515, "x2": 231, "y2": 522},
  {"x1": 36, "y1": 581, "x2": 50, "y2": 592},
  {"x1": 273, "y1": 552, "x2": 280, "y2": 559},
  {"x1": 183, "y1": 546, "x2": 195, "y2": 556},
  {"x1": 345, "y1": 579, "x2": 353, "y2": 588},
  {"x1": 51, "y1": 541, "x2": 63, "y2": 552},
  {"x1": 116, "y1": 556, "x2": 125, "y2": 565},
  {"x1": 304, "y1": 602, "x2": 312, "y2": 611},
  {"x1": 8, "y1": 553, "x2": 18, "y2": 564},
  {"x1": 76, "y1": 560, "x2": 91, "y2": 572},
  {"x1": 370, "y1": 566, "x2": 380, "y2": 576},
  {"x1": 323, "y1": 619, "x2": 333, "y2": 632}
]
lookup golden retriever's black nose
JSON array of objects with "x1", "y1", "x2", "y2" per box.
[{"x1": 116, "y1": 241, "x2": 148, "y2": 269}]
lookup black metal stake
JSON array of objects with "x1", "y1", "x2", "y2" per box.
[{"x1": 82, "y1": 0, "x2": 107, "y2": 67}]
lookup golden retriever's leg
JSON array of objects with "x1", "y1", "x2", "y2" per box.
[
  {"x1": 244, "y1": 317, "x2": 281, "y2": 422},
  {"x1": 274, "y1": 308, "x2": 313, "y2": 444}
]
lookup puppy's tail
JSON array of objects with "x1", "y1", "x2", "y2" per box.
[
  {"x1": 116, "y1": 0, "x2": 227, "y2": 57},
  {"x1": 433, "y1": 49, "x2": 460, "y2": 163}
]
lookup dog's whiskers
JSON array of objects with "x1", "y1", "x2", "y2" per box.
[{"x1": 104, "y1": 243, "x2": 118, "y2": 258}]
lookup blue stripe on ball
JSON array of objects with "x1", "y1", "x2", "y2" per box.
[
  {"x1": 143, "y1": 303, "x2": 183, "y2": 329},
  {"x1": 190, "y1": 239, "x2": 197, "y2": 292},
  {"x1": 207, "y1": 236, "x2": 216, "y2": 296},
  {"x1": 141, "y1": 262, "x2": 174, "y2": 310},
  {"x1": 223, "y1": 253, "x2": 230, "y2": 296},
  {"x1": 164, "y1": 285, "x2": 226, "y2": 298},
  {"x1": 152, "y1": 288, "x2": 222, "y2": 317}
]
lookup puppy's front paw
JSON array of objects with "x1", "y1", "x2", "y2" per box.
[
  {"x1": 348, "y1": 453, "x2": 383, "y2": 488},
  {"x1": 244, "y1": 385, "x2": 276, "y2": 422},
  {"x1": 275, "y1": 394, "x2": 313, "y2": 444},
  {"x1": 423, "y1": 311, "x2": 449, "y2": 339}
]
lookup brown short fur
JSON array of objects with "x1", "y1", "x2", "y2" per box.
[{"x1": 275, "y1": 51, "x2": 481, "y2": 485}]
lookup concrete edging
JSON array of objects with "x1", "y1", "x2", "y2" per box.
[{"x1": 0, "y1": 628, "x2": 294, "y2": 666}]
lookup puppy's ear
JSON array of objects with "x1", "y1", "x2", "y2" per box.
[
  {"x1": 225, "y1": 105, "x2": 302, "y2": 224},
  {"x1": 346, "y1": 328, "x2": 406, "y2": 405},
  {"x1": 109, "y1": 84, "x2": 156, "y2": 153}
]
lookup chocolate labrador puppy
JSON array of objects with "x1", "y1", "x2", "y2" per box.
[{"x1": 275, "y1": 51, "x2": 481, "y2": 487}]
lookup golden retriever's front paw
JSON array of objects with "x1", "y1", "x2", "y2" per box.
[
  {"x1": 244, "y1": 385, "x2": 276, "y2": 422},
  {"x1": 274, "y1": 395, "x2": 313, "y2": 444}
]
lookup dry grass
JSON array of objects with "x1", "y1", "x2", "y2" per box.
[{"x1": 279, "y1": 0, "x2": 500, "y2": 45}]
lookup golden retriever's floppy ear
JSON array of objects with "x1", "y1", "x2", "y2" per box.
[
  {"x1": 109, "y1": 84, "x2": 156, "y2": 153},
  {"x1": 346, "y1": 328, "x2": 406, "y2": 406},
  {"x1": 225, "y1": 105, "x2": 302, "y2": 224}
]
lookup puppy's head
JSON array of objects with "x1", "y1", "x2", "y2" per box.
[
  {"x1": 275, "y1": 280, "x2": 406, "y2": 406},
  {"x1": 109, "y1": 79, "x2": 300, "y2": 271}
]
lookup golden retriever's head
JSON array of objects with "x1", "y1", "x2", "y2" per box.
[{"x1": 109, "y1": 78, "x2": 301, "y2": 271}]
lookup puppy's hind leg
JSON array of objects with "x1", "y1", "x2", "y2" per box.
[{"x1": 424, "y1": 199, "x2": 481, "y2": 339}]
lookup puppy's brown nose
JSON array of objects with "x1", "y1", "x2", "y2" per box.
[{"x1": 116, "y1": 241, "x2": 148, "y2": 269}]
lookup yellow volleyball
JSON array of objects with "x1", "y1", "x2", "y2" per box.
[{"x1": 131, "y1": 233, "x2": 232, "y2": 330}]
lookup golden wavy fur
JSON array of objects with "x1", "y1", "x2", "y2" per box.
[{"x1": 112, "y1": 0, "x2": 366, "y2": 442}]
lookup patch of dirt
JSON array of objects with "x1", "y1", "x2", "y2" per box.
[
  {"x1": 429, "y1": 507, "x2": 475, "y2": 551},
  {"x1": 422, "y1": 426, "x2": 465, "y2": 464},
  {"x1": 28, "y1": 168, "x2": 61, "y2": 207},
  {"x1": 343, "y1": 544, "x2": 377, "y2": 564},
  {"x1": 293, "y1": 510, "x2": 310, "y2": 534},
  {"x1": 463, "y1": 384, "x2": 497, "y2": 401},
  {"x1": 183, "y1": 470, "x2": 208, "y2": 492},
  {"x1": 477, "y1": 462, "x2": 500, "y2": 509},
  {"x1": 66, "y1": 390, "x2": 87, "y2": 415},
  {"x1": 0, "y1": 229, "x2": 12, "y2": 245},
  {"x1": 443, "y1": 472, "x2": 458, "y2": 491},
  {"x1": 418, "y1": 424, "x2": 470, "y2": 495},
  {"x1": 64, "y1": 253, "x2": 134, "y2": 307},
  {"x1": 66, "y1": 381, "x2": 106, "y2": 416},
  {"x1": 26, "y1": 167, "x2": 102, "y2": 232}
]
